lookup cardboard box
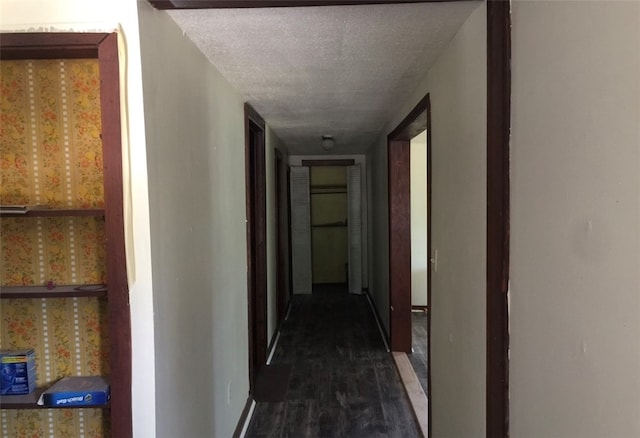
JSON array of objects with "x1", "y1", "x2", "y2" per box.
[
  {"x1": 0, "y1": 349, "x2": 37, "y2": 395},
  {"x1": 38, "y1": 376, "x2": 110, "y2": 407}
]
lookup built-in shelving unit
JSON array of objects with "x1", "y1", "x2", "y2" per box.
[
  {"x1": 0, "y1": 32, "x2": 131, "y2": 437},
  {"x1": 0, "y1": 284, "x2": 107, "y2": 299}
]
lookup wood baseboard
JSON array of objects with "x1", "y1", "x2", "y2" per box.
[
  {"x1": 233, "y1": 396, "x2": 255, "y2": 438},
  {"x1": 392, "y1": 352, "x2": 428, "y2": 438},
  {"x1": 364, "y1": 291, "x2": 390, "y2": 351},
  {"x1": 412, "y1": 305, "x2": 428, "y2": 313}
]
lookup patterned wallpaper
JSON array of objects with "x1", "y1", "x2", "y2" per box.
[{"x1": 1, "y1": 60, "x2": 109, "y2": 437}]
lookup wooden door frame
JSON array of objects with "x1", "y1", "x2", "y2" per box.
[
  {"x1": 387, "y1": 95, "x2": 432, "y2": 434},
  {"x1": 244, "y1": 103, "x2": 268, "y2": 393},
  {"x1": 388, "y1": 94, "x2": 431, "y2": 354},
  {"x1": 274, "y1": 148, "x2": 289, "y2": 325},
  {"x1": 486, "y1": 2, "x2": 510, "y2": 436},
  {"x1": 0, "y1": 32, "x2": 132, "y2": 438}
]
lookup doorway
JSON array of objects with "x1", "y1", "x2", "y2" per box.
[
  {"x1": 245, "y1": 104, "x2": 267, "y2": 393},
  {"x1": 388, "y1": 93, "x2": 432, "y2": 431},
  {"x1": 409, "y1": 129, "x2": 430, "y2": 399},
  {"x1": 290, "y1": 159, "x2": 362, "y2": 295},
  {"x1": 310, "y1": 166, "x2": 349, "y2": 287}
]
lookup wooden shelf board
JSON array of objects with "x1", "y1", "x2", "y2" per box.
[
  {"x1": 312, "y1": 224, "x2": 347, "y2": 228},
  {"x1": 0, "y1": 284, "x2": 107, "y2": 299},
  {"x1": 0, "y1": 388, "x2": 45, "y2": 409},
  {"x1": 0, "y1": 386, "x2": 109, "y2": 410},
  {"x1": 0, "y1": 208, "x2": 104, "y2": 217},
  {"x1": 311, "y1": 191, "x2": 347, "y2": 195},
  {"x1": 310, "y1": 184, "x2": 347, "y2": 189}
]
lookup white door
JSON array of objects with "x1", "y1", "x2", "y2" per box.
[
  {"x1": 347, "y1": 165, "x2": 363, "y2": 294},
  {"x1": 290, "y1": 166, "x2": 312, "y2": 294}
]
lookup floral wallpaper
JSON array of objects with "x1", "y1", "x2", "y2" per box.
[{"x1": 1, "y1": 59, "x2": 109, "y2": 437}]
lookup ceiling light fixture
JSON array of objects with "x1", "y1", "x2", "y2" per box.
[{"x1": 321, "y1": 135, "x2": 335, "y2": 151}]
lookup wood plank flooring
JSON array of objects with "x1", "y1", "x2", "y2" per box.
[
  {"x1": 246, "y1": 285, "x2": 421, "y2": 437},
  {"x1": 408, "y1": 312, "x2": 428, "y2": 395}
]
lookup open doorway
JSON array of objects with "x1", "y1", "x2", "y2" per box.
[
  {"x1": 290, "y1": 159, "x2": 362, "y2": 295},
  {"x1": 388, "y1": 93, "x2": 432, "y2": 432},
  {"x1": 408, "y1": 129, "x2": 430, "y2": 399},
  {"x1": 310, "y1": 166, "x2": 349, "y2": 288}
]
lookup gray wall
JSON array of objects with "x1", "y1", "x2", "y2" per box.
[
  {"x1": 368, "y1": 3, "x2": 486, "y2": 435},
  {"x1": 138, "y1": 3, "x2": 250, "y2": 436},
  {"x1": 510, "y1": 1, "x2": 640, "y2": 436}
]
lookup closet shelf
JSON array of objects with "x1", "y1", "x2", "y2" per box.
[
  {"x1": 312, "y1": 223, "x2": 347, "y2": 228},
  {"x1": 310, "y1": 184, "x2": 347, "y2": 190},
  {"x1": 0, "y1": 284, "x2": 107, "y2": 299},
  {"x1": 310, "y1": 184, "x2": 347, "y2": 195}
]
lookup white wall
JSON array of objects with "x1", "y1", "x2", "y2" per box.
[
  {"x1": 410, "y1": 131, "x2": 428, "y2": 306},
  {"x1": 368, "y1": 2, "x2": 486, "y2": 436},
  {"x1": 510, "y1": 2, "x2": 640, "y2": 437},
  {"x1": 137, "y1": 3, "x2": 249, "y2": 437},
  {"x1": 0, "y1": 2, "x2": 156, "y2": 436}
]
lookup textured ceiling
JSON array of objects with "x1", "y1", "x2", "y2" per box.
[{"x1": 168, "y1": 2, "x2": 480, "y2": 154}]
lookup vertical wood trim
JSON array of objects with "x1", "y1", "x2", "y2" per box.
[
  {"x1": 244, "y1": 105, "x2": 255, "y2": 391},
  {"x1": 425, "y1": 96, "x2": 433, "y2": 438},
  {"x1": 256, "y1": 123, "x2": 268, "y2": 379},
  {"x1": 388, "y1": 139, "x2": 412, "y2": 353},
  {"x1": 487, "y1": 1, "x2": 511, "y2": 437},
  {"x1": 274, "y1": 149, "x2": 288, "y2": 325},
  {"x1": 245, "y1": 103, "x2": 268, "y2": 392},
  {"x1": 98, "y1": 33, "x2": 132, "y2": 438}
]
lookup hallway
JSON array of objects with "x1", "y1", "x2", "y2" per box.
[{"x1": 246, "y1": 285, "x2": 421, "y2": 437}]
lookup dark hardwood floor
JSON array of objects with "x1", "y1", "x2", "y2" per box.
[
  {"x1": 408, "y1": 312, "x2": 428, "y2": 395},
  {"x1": 246, "y1": 284, "x2": 421, "y2": 437}
]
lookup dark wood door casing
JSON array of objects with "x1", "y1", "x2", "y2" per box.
[
  {"x1": 388, "y1": 139, "x2": 412, "y2": 353},
  {"x1": 275, "y1": 149, "x2": 289, "y2": 325},
  {"x1": 486, "y1": 1, "x2": 511, "y2": 436},
  {"x1": 245, "y1": 104, "x2": 268, "y2": 392},
  {"x1": 387, "y1": 94, "x2": 430, "y2": 354}
]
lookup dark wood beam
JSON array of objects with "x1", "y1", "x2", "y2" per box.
[
  {"x1": 149, "y1": 0, "x2": 464, "y2": 10},
  {"x1": 0, "y1": 33, "x2": 108, "y2": 59},
  {"x1": 486, "y1": 0, "x2": 511, "y2": 437}
]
